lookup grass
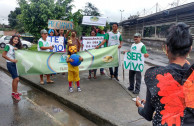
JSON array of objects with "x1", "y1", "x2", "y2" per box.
[
  {"x1": 0, "y1": 49, "x2": 3, "y2": 54},
  {"x1": 27, "y1": 44, "x2": 38, "y2": 51}
]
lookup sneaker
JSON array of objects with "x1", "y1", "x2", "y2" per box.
[
  {"x1": 127, "y1": 87, "x2": 133, "y2": 91},
  {"x1": 100, "y1": 71, "x2": 105, "y2": 75},
  {"x1": 16, "y1": 92, "x2": 22, "y2": 96},
  {"x1": 133, "y1": 91, "x2": 139, "y2": 94},
  {"x1": 11, "y1": 92, "x2": 22, "y2": 96},
  {"x1": 11, "y1": 92, "x2": 15, "y2": 97},
  {"x1": 77, "y1": 87, "x2": 81, "y2": 92},
  {"x1": 13, "y1": 93, "x2": 21, "y2": 101},
  {"x1": 69, "y1": 87, "x2": 73, "y2": 93},
  {"x1": 115, "y1": 77, "x2": 119, "y2": 81}
]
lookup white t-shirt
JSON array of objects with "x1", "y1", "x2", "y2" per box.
[{"x1": 37, "y1": 38, "x2": 50, "y2": 52}]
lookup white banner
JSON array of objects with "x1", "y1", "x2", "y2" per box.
[
  {"x1": 124, "y1": 52, "x2": 145, "y2": 72},
  {"x1": 82, "y1": 16, "x2": 107, "y2": 26},
  {"x1": 83, "y1": 36, "x2": 104, "y2": 50},
  {"x1": 46, "y1": 36, "x2": 65, "y2": 52}
]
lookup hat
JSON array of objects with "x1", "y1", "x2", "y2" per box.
[
  {"x1": 40, "y1": 29, "x2": 47, "y2": 34},
  {"x1": 48, "y1": 29, "x2": 54, "y2": 35},
  {"x1": 98, "y1": 26, "x2": 104, "y2": 30},
  {"x1": 134, "y1": 33, "x2": 141, "y2": 37}
]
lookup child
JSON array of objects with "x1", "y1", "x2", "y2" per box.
[
  {"x1": 128, "y1": 33, "x2": 149, "y2": 94},
  {"x1": 88, "y1": 30, "x2": 97, "y2": 79},
  {"x1": 37, "y1": 29, "x2": 54, "y2": 84},
  {"x1": 66, "y1": 44, "x2": 83, "y2": 92},
  {"x1": 2, "y1": 35, "x2": 23, "y2": 101}
]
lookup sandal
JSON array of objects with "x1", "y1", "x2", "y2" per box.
[
  {"x1": 47, "y1": 80, "x2": 54, "y2": 83},
  {"x1": 93, "y1": 76, "x2": 97, "y2": 79},
  {"x1": 88, "y1": 75, "x2": 91, "y2": 79},
  {"x1": 40, "y1": 81, "x2": 44, "y2": 85}
]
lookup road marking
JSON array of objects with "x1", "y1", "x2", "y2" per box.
[{"x1": 25, "y1": 96, "x2": 65, "y2": 126}]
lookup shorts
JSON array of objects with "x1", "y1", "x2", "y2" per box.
[{"x1": 7, "y1": 62, "x2": 18, "y2": 79}]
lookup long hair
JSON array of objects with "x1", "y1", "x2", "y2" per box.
[{"x1": 9, "y1": 35, "x2": 23, "y2": 49}]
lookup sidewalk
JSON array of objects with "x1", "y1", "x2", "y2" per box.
[{"x1": 0, "y1": 56, "x2": 153, "y2": 126}]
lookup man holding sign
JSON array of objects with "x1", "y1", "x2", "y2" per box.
[
  {"x1": 96, "y1": 23, "x2": 123, "y2": 81},
  {"x1": 124, "y1": 33, "x2": 149, "y2": 94}
]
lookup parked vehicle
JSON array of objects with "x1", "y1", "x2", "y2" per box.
[{"x1": 0, "y1": 36, "x2": 32, "y2": 49}]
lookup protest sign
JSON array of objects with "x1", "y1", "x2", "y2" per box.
[
  {"x1": 48, "y1": 20, "x2": 73, "y2": 30},
  {"x1": 124, "y1": 52, "x2": 145, "y2": 72},
  {"x1": 46, "y1": 36, "x2": 65, "y2": 52},
  {"x1": 15, "y1": 46, "x2": 118, "y2": 75},
  {"x1": 82, "y1": 36, "x2": 104, "y2": 50},
  {"x1": 82, "y1": 16, "x2": 107, "y2": 26}
]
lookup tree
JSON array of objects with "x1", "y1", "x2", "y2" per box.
[
  {"x1": 83, "y1": 2, "x2": 101, "y2": 16},
  {"x1": 8, "y1": 7, "x2": 21, "y2": 28},
  {"x1": 17, "y1": 0, "x2": 73, "y2": 41}
]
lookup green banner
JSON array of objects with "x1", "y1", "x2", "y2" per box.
[{"x1": 15, "y1": 46, "x2": 118, "y2": 75}]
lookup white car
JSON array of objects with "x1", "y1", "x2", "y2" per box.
[{"x1": 0, "y1": 36, "x2": 32, "y2": 49}]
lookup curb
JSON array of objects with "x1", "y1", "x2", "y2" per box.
[{"x1": 0, "y1": 65, "x2": 123, "y2": 126}]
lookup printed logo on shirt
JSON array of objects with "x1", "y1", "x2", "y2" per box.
[
  {"x1": 132, "y1": 46, "x2": 137, "y2": 51},
  {"x1": 45, "y1": 42, "x2": 50, "y2": 47},
  {"x1": 111, "y1": 35, "x2": 118, "y2": 40}
]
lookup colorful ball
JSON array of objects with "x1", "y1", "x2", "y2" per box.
[{"x1": 70, "y1": 54, "x2": 81, "y2": 66}]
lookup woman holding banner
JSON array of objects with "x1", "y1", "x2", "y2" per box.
[{"x1": 88, "y1": 30, "x2": 97, "y2": 79}]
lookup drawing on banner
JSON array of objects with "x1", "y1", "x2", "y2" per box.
[
  {"x1": 82, "y1": 36, "x2": 104, "y2": 50},
  {"x1": 46, "y1": 36, "x2": 66, "y2": 52},
  {"x1": 82, "y1": 16, "x2": 107, "y2": 26}
]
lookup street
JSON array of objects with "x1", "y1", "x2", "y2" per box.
[{"x1": 0, "y1": 70, "x2": 96, "y2": 126}]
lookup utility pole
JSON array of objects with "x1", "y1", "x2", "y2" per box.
[
  {"x1": 156, "y1": 3, "x2": 158, "y2": 13},
  {"x1": 177, "y1": 0, "x2": 180, "y2": 6},
  {"x1": 120, "y1": 10, "x2": 124, "y2": 21},
  {"x1": 143, "y1": 8, "x2": 146, "y2": 16}
]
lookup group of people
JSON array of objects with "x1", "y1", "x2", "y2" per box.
[{"x1": 2, "y1": 20, "x2": 194, "y2": 125}]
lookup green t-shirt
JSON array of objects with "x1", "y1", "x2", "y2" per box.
[
  {"x1": 141, "y1": 45, "x2": 147, "y2": 54},
  {"x1": 97, "y1": 33, "x2": 107, "y2": 47}
]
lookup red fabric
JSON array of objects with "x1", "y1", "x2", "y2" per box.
[
  {"x1": 157, "y1": 72, "x2": 194, "y2": 126},
  {"x1": 157, "y1": 73, "x2": 185, "y2": 126},
  {"x1": 77, "y1": 81, "x2": 80, "y2": 87},
  {"x1": 69, "y1": 81, "x2": 72, "y2": 87}
]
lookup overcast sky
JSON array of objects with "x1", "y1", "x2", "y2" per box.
[{"x1": 0, "y1": 0, "x2": 193, "y2": 25}]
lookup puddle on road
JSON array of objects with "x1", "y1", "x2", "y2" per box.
[{"x1": 0, "y1": 70, "x2": 96, "y2": 126}]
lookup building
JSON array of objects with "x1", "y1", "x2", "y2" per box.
[{"x1": 119, "y1": 2, "x2": 194, "y2": 47}]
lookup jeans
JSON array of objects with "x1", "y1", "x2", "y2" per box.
[
  {"x1": 109, "y1": 67, "x2": 118, "y2": 77},
  {"x1": 100, "y1": 68, "x2": 104, "y2": 73},
  {"x1": 129, "y1": 70, "x2": 141, "y2": 92}
]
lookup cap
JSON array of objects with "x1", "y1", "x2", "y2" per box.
[
  {"x1": 40, "y1": 29, "x2": 48, "y2": 34},
  {"x1": 98, "y1": 26, "x2": 104, "y2": 31},
  {"x1": 134, "y1": 33, "x2": 141, "y2": 37}
]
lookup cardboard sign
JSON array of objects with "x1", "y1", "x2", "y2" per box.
[
  {"x1": 82, "y1": 36, "x2": 104, "y2": 50},
  {"x1": 82, "y1": 16, "x2": 107, "y2": 26},
  {"x1": 48, "y1": 20, "x2": 73, "y2": 30},
  {"x1": 46, "y1": 36, "x2": 65, "y2": 52},
  {"x1": 124, "y1": 52, "x2": 145, "y2": 72}
]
